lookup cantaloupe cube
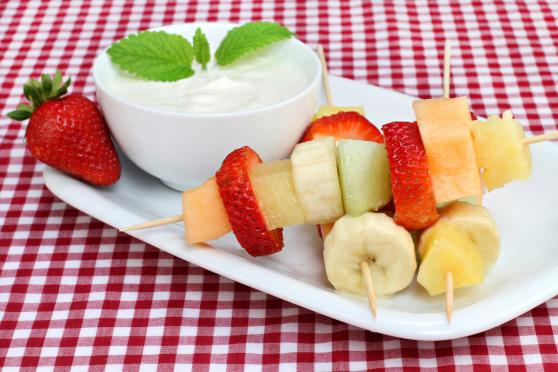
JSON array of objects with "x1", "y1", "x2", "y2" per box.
[
  {"x1": 470, "y1": 111, "x2": 532, "y2": 191},
  {"x1": 413, "y1": 97, "x2": 482, "y2": 204},
  {"x1": 182, "y1": 177, "x2": 231, "y2": 244}
]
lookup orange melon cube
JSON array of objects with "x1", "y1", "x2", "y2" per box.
[
  {"x1": 182, "y1": 177, "x2": 231, "y2": 244},
  {"x1": 413, "y1": 97, "x2": 481, "y2": 204}
]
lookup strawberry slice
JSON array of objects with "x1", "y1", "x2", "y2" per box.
[
  {"x1": 382, "y1": 121, "x2": 439, "y2": 230},
  {"x1": 215, "y1": 146, "x2": 283, "y2": 256},
  {"x1": 301, "y1": 111, "x2": 383, "y2": 143}
]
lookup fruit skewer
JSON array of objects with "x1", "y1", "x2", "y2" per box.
[
  {"x1": 417, "y1": 39, "x2": 556, "y2": 323},
  {"x1": 315, "y1": 44, "x2": 380, "y2": 318}
]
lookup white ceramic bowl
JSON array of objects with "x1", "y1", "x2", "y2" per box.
[{"x1": 93, "y1": 22, "x2": 321, "y2": 190}]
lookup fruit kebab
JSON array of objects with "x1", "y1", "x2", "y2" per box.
[
  {"x1": 410, "y1": 40, "x2": 556, "y2": 322},
  {"x1": 305, "y1": 45, "x2": 401, "y2": 316}
]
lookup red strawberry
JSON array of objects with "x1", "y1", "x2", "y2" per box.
[
  {"x1": 301, "y1": 111, "x2": 384, "y2": 143},
  {"x1": 7, "y1": 71, "x2": 120, "y2": 186},
  {"x1": 215, "y1": 146, "x2": 283, "y2": 256},
  {"x1": 470, "y1": 111, "x2": 478, "y2": 120},
  {"x1": 382, "y1": 121, "x2": 439, "y2": 230}
]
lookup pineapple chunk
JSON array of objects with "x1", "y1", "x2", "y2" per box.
[
  {"x1": 417, "y1": 222, "x2": 485, "y2": 296},
  {"x1": 471, "y1": 111, "x2": 532, "y2": 191},
  {"x1": 251, "y1": 160, "x2": 306, "y2": 229},
  {"x1": 312, "y1": 104, "x2": 365, "y2": 121},
  {"x1": 420, "y1": 202, "x2": 500, "y2": 268}
]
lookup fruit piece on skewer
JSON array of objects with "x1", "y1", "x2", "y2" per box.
[
  {"x1": 301, "y1": 111, "x2": 383, "y2": 143},
  {"x1": 417, "y1": 202, "x2": 500, "y2": 322},
  {"x1": 216, "y1": 146, "x2": 284, "y2": 256},
  {"x1": 324, "y1": 213, "x2": 416, "y2": 297},
  {"x1": 417, "y1": 222, "x2": 485, "y2": 297},
  {"x1": 313, "y1": 104, "x2": 365, "y2": 121},
  {"x1": 471, "y1": 110, "x2": 532, "y2": 191},
  {"x1": 413, "y1": 97, "x2": 482, "y2": 205},
  {"x1": 382, "y1": 121, "x2": 439, "y2": 230},
  {"x1": 337, "y1": 140, "x2": 392, "y2": 216},
  {"x1": 182, "y1": 177, "x2": 232, "y2": 244},
  {"x1": 251, "y1": 160, "x2": 306, "y2": 229},
  {"x1": 315, "y1": 44, "x2": 365, "y2": 120},
  {"x1": 291, "y1": 137, "x2": 344, "y2": 224},
  {"x1": 420, "y1": 201, "x2": 500, "y2": 268}
]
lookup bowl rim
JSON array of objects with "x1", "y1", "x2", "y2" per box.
[{"x1": 92, "y1": 22, "x2": 322, "y2": 118}]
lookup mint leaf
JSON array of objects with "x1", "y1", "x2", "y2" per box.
[
  {"x1": 215, "y1": 22, "x2": 294, "y2": 66},
  {"x1": 108, "y1": 31, "x2": 195, "y2": 82},
  {"x1": 193, "y1": 28, "x2": 210, "y2": 69}
]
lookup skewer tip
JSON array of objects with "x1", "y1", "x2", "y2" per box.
[
  {"x1": 446, "y1": 271, "x2": 453, "y2": 324},
  {"x1": 360, "y1": 261, "x2": 378, "y2": 318}
]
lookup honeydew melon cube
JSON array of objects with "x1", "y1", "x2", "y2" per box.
[{"x1": 337, "y1": 140, "x2": 392, "y2": 216}]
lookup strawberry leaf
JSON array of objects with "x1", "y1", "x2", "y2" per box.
[
  {"x1": 193, "y1": 27, "x2": 210, "y2": 69},
  {"x1": 7, "y1": 110, "x2": 31, "y2": 121},
  {"x1": 215, "y1": 22, "x2": 294, "y2": 66},
  {"x1": 108, "y1": 31, "x2": 195, "y2": 82}
]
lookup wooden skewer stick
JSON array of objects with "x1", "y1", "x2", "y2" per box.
[
  {"x1": 446, "y1": 272, "x2": 453, "y2": 323},
  {"x1": 524, "y1": 131, "x2": 558, "y2": 145},
  {"x1": 120, "y1": 214, "x2": 183, "y2": 232},
  {"x1": 317, "y1": 43, "x2": 378, "y2": 319},
  {"x1": 317, "y1": 44, "x2": 334, "y2": 105},
  {"x1": 360, "y1": 261, "x2": 378, "y2": 318},
  {"x1": 443, "y1": 39, "x2": 452, "y2": 99}
]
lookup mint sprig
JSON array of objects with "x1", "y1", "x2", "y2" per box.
[
  {"x1": 193, "y1": 28, "x2": 210, "y2": 69},
  {"x1": 107, "y1": 22, "x2": 294, "y2": 82},
  {"x1": 108, "y1": 31, "x2": 195, "y2": 82},
  {"x1": 215, "y1": 22, "x2": 294, "y2": 66}
]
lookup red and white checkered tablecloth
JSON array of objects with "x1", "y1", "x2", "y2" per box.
[{"x1": 1, "y1": 0, "x2": 558, "y2": 370}]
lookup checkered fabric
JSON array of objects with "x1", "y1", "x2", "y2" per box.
[{"x1": 1, "y1": 0, "x2": 558, "y2": 370}]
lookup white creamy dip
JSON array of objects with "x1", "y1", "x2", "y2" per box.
[{"x1": 99, "y1": 43, "x2": 312, "y2": 114}]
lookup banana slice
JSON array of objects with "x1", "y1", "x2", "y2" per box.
[
  {"x1": 324, "y1": 213, "x2": 416, "y2": 296},
  {"x1": 419, "y1": 201, "x2": 500, "y2": 268},
  {"x1": 291, "y1": 137, "x2": 344, "y2": 224}
]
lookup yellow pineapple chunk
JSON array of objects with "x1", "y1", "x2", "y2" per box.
[
  {"x1": 471, "y1": 111, "x2": 532, "y2": 191},
  {"x1": 312, "y1": 104, "x2": 365, "y2": 121},
  {"x1": 417, "y1": 222, "x2": 485, "y2": 296},
  {"x1": 251, "y1": 160, "x2": 306, "y2": 229}
]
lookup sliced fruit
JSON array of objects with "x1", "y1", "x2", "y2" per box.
[
  {"x1": 337, "y1": 140, "x2": 392, "y2": 216},
  {"x1": 312, "y1": 104, "x2": 365, "y2": 121},
  {"x1": 251, "y1": 160, "x2": 305, "y2": 229},
  {"x1": 182, "y1": 177, "x2": 232, "y2": 244},
  {"x1": 470, "y1": 110, "x2": 532, "y2": 191},
  {"x1": 291, "y1": 137, "x2": 344, "y2": 224},
  {"x1": 382, "y1": 121, "x2": 439, "y2": 230},
  {"x1": 419, "y1": 201, "x2": 500, "y2": 268},
  {"x1": 413, "y1": 97, "x2": 482, "y2": 204},
  {"x1": 417, "y1": 222, "x2": 485, "y2": 296},
  {"x1": 323, "y1": 213, "x2": 416, "y2": 296},
  {"x1": 215, "y1": 146, "x2": 283, "y2": 256},
  {"x1": 301, "y1": 111, "x2": 383, "y2": 143}
]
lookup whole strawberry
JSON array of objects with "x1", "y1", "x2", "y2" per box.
[{"x1": 8, "y1": 71, "x2": 120, "y2": 186}]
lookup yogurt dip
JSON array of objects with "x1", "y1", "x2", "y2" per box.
[{"x1": 97, "y1": 42, "x2": 312, "y2": 114}]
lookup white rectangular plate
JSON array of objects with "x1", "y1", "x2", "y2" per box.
[{"x1": 44, "y1": 76, "x2": 558, "y2": 341}]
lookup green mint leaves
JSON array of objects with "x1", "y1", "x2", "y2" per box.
[
  {"x1": 108, "y1": 31, "x2": 195, "y2": 82},
  {"x1": 193, "y1": 28, "x2": 210, "y2": 69},
  {"x1": 215, "y1": 22, "x2": 294, "y2": 66},
  {"x1": 107, "y1": 22, "x2": 294, "y2": 82}
]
